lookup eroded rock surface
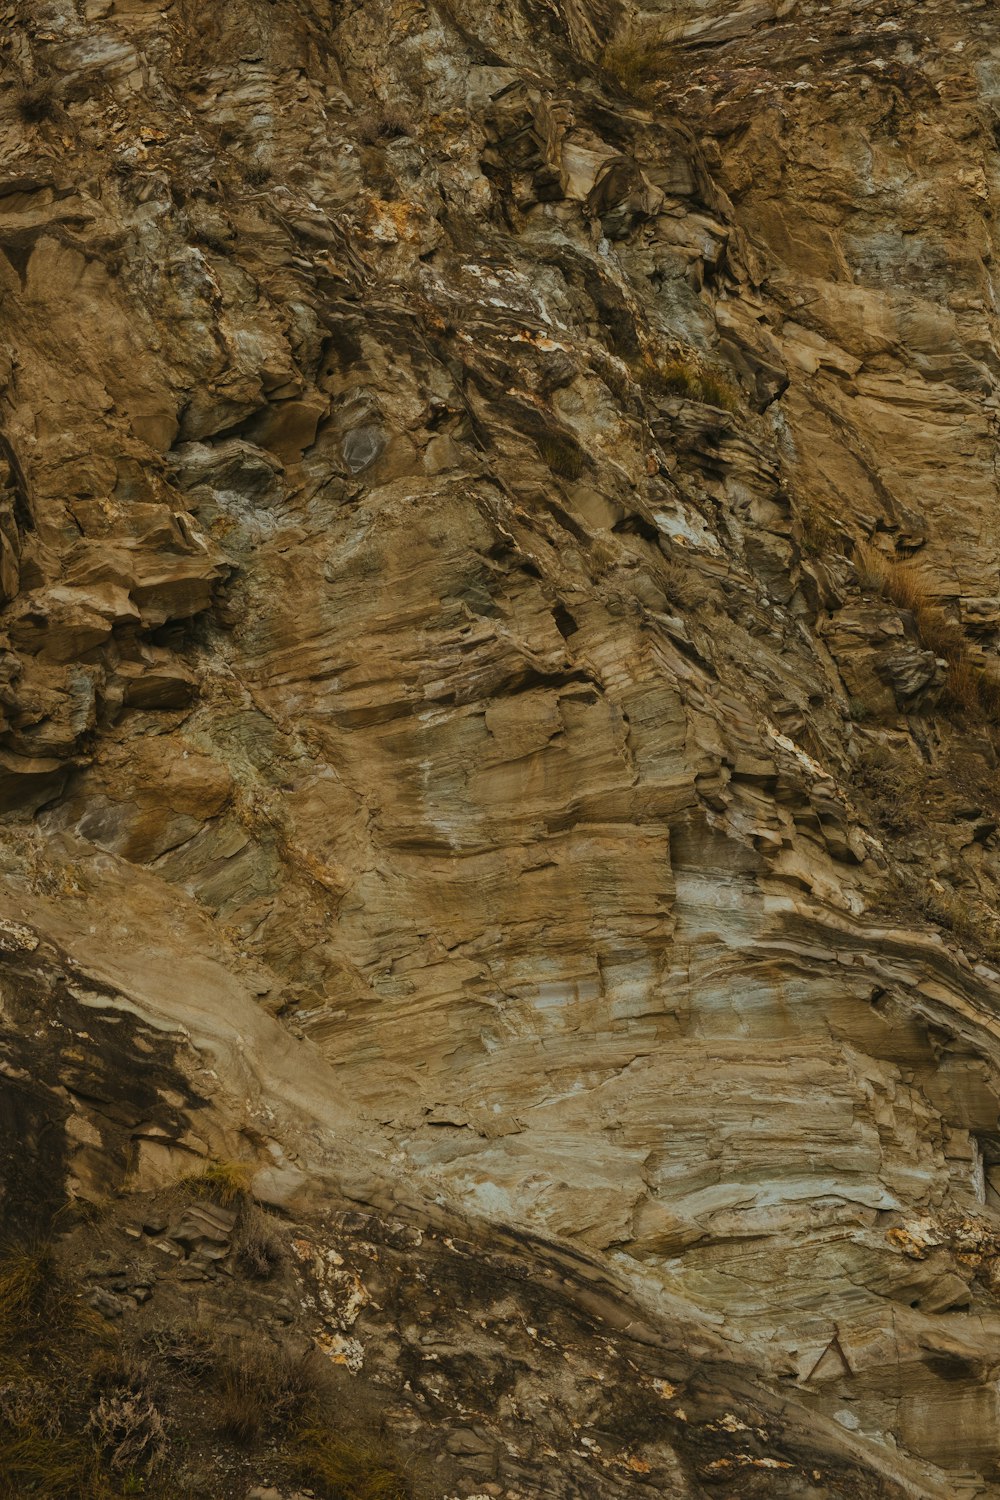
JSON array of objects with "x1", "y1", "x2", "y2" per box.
[{"x1": 3, "y1": 0, "x2": 1000, "y2": 1493}]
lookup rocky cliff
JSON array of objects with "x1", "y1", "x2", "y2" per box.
[{"x1": 2, "y1": 0, "x2": 1000, "y2": 1495}]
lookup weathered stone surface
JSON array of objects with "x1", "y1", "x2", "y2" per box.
[{"x1": 3, "y1": 0, "x2": 1000, "y2": 1493}]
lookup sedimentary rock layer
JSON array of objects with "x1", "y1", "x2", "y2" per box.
[{"x1": 3, "y1": 0, "x2": 1000, "y2": 1493}]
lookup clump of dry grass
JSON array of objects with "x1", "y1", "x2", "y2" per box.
[
  {"x1": 292, "y1": 1426, "x2": 413, "y2": 1500},
  {"x1": 15, "y1": 83, "x2": 57, "y2": 124},
  {"x1": 896, "y1": 874, "x2": 1000, "y2": 968},
  {"x1": 235, "y1": 1201, "x2": 284, "y2": 1279},
  {"x1": 183, "y1": 1159, "x2": 254, "y2": 1207},
  {"x1": 216, "y1": 1339, "x2": 321, "y2": 1443},
  {"x1": 634, "y1": 353, "x2": 741, "y2": 411},
  {"x1": 536, "y1": 431, "x2": 585, "y2": 481},
  {"x1": 796, "y1": 499, "x2": 838, "y2": 557},
  {"x1": 853, "y1": 540, "x2": 998, "y2": 721},
  {"x1": 853, "y1": 744, "x2": 928, "y2": 834},
  {"x1": 87, "y1": 1392, "x2": 167, "y2": 1475},
  {"x1": 357, "y1": 104, "x2": 411, "y2": 144},
  {"x1": 599, "y1": 18, "x2": 684, "y2": 100}
]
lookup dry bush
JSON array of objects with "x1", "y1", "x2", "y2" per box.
[
  {"x1": 147, "y1": 1322, "x2": 217, "y2": 1383},
  {"x1": 235, "y1": 1202, "x2": 284, "y2": 1279},
  {"x1": 853, "y1": 540, "x2": 890, "y2": 592},
  {"x1": 183, "y1": 1159, "x2": 254, "y2": 1207},
  {"x1": 0, "y1": 1431, "x2": 110, "y2": 1500},
  {"x1": 357, "y1": 104, "x2": 411, "y2": 144},
  {"x1": 536, "y1": 431, "x2": 585, "y2": 480},
  {"x1": 853, "y1": 540, "x2": 1000, "y2": 722},
  {"x1": 242, "y1": 159, "x2": 272, "y2": 187},
  {"x1": 216, "y1": 1338, "x2": 321, "y2": 1443},
  {"x1": 897, "y1": 875, "x2": 1000, "y2": 967},
  {"x1": 87, "y1": 1392, "x2": 167, "y2": 1475},
  {"x1": 640, "y1": 356, "x2": 739, "y2": 411},
  {"x1": 853, "y1": 743, "x2": 926, "y2": 834},
  {"x1": 15, "y1": 83, "x2": 57, "y2": 124},
  {"x1": 0, "y1": 1379, "x2": 61, "y2": 1437},
  {"x1": 698, "y1": 368, "x2": 741, "y2": 411},
  {"x1": 944, "y1": 655, "x2": 981, "y2": 717},
  {"x1": 795, "y1": 500, "x2": 838, "y2": 558},
  {"x1": 292, "y1": 1426, "x2": 413, "y2": 1500},
  {"x1": 599, "y1": 17, "x2": 685, "y2": 100}
]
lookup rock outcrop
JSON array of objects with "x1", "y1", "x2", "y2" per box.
[{"x1": 3, "y1": 0, "x2": 1000, "y2": 1494}]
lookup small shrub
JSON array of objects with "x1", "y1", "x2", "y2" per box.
[
  {"x1": 242, "y1": 160, "x2": 272, "y2": 187},
  {"x1": 599, "y1": 20, "x2": 681, "y2": 100},
  {"x1": 943, "y1": 655, "x2": 980, "y2": 717},
  {"x1": 0, "y1": 1243, "x2": 57, "y2": 1340},
  {"x1": 184, "y1": 1160, "x2": 254, "y2": 1207},
  {"x1": 235, "y1": 1203, "x2": 283, "y2": 1279},
  {"x1": 698, "y1": 369, "x2": 741, "y2": 411},
  {"x1": 536, "y1": 432, "x2": 585, "y2": 481},
  {"x1": 651, "y1": 357, "x2": 699, "y2": 401},
  {"x1": 847, "y1": 694, "x2": 874, "y2": 723},
  {"x1": 148, "y1": 1323, "x2": 217, "y2": 1383},
  {"x1": 0, "y1": 1431, "x2": 109, "y2": 1499},
  {"x1": 292, "y1": 1427, "x2": 412, "y2": 1500},
  {"x1": 854, "y1": 744, "x2": 925, "y2": 834},
  {"x1": 0, "y1": 1378, "x2": 61, "y2": 1437},
  {"x1": 15, "y1": 83, "x2": 57, "y2": 124},
  {"x1": 216, "y1": 1339, "x2": 319, "y2": 1443},
  {"x1": 87, "y1": 1392, "x2": 167, "y2": 1475},
  {"x1": 853, "y1": 539, "x2": 1000, "y2": 722},
  {"x1": 641, "y1": 356, "x2": 739, "y2": 411},
  {"x1": 897, "y1": 874, "x2": 1000, "y2": 967},
  {"x1": 797, "y1": 501, "x2": 837, "y2": 557},
  {"x1": 853, "y1": 540, "x2": 890, "y2": 593},
  {"x1": 357, "y1": 104, "x2": 411, "y2": 144}
]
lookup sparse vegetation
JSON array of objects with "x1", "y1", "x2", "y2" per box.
[
  {"x1": 896, "y1": 874, "x2": 1000, "y2": 969},
  {"x1": 853, "y1": 743, "x2": 926, "y2": 834},
  {"x1": 638, "y1": 354, "x2": 740, "y2": 412},
  {"x1": 87, "y1": 1392, "x2": 167, "y2": 1476},
  {"x1": 853, "y1": 539, "x2": 998, "y2": 720},
  {"x1": 216, "y1": 1338, "x2": 320, "y2": 1442},
  {"x1": 797, "y1": 500, "x2": 838, "y2": 557},
  {"x1": 235, "y1": 1200, "x2": 284, "y2": 1278},
  {"x1": 536, "y1": 431, "x2": 585, "y2": 480},
  {"x1": 599, "y1": 18, "x2": 684, "y2": 100},
  {"x1": 15, "y1": 83, "x2": 57, "y2": 124},
  {"x1": 183, "y1": 1158, "x2": 254, "y2": 1206},
  {"x1": 357, "y1": 104, "x2": 411, "y2": 144},
  {"x1": 0, "y1": 1221, "x2": 414, "y2": 1499},
  {"x1": 242, "y1": 159, "x2": 272, "y2": 187},
  {"x1": 292, "y1": 1426, "x2": 413, "y2": 1500}
]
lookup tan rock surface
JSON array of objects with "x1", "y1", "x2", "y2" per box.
[{"x1": 3, "y1": 0, "x2": 1000, "y2": 1493}]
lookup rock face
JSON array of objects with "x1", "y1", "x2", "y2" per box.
[{"x1": 4, "y1": 0, "x2": 1000, "y2": 1494}]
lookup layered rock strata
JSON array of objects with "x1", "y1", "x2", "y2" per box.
[{"x1": 2, "y1": 0, "x2": 1000, "y2": 1493}]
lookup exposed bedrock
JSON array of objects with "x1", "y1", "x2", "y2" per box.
[{"x1": 2, "y1": 0, "x2": 1000, "y2": 1493}]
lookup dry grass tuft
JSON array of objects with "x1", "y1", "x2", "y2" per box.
[
  {"x1": 235, "y1": 1202, "x2": 284, "y2": 1279},
  {"x1": 357, "y1": 104, "x2": 411, "y2": 144},
  {"x1": 87, "y1": 1392, "x2": 167, "y2": 1475},
  {"x1": 536, "y1": 431, "x2": 585, "y2": 481},
  {"x1": 216, "y1": 1338, "x2": 321, "y2": 1443},
  {"x1": 797, "y1": 500, "x2": 838, "y2": 557},
  {"x1": 292, "y1": 1426, "x2": 413, "y2": 1500},
  {"x1": 897, "y1": 874, "x2": 1000, "y2": 968},
  {"x1": 853, "y1": 744, "x2": 926, "y2": 834},
  {"x1": 15, "y1": 83, "x2": 57, "y2": 124},
  {"x1": 640, "y1": 355, "x2": 740, "y2": 412},
  {"x1": 599, "y1": 18, "x2": 683, "y2": 100},
  {"x1": 183, "y1": 1159, "x2": 254, "y2": 1207},
  {"x1": 853, "y1": 540, "x2": 999, "y2": 721}
]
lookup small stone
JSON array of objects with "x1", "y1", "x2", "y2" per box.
[{"x1": 88, "y1": 1288, "x2": 123, "y2": 1319}]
